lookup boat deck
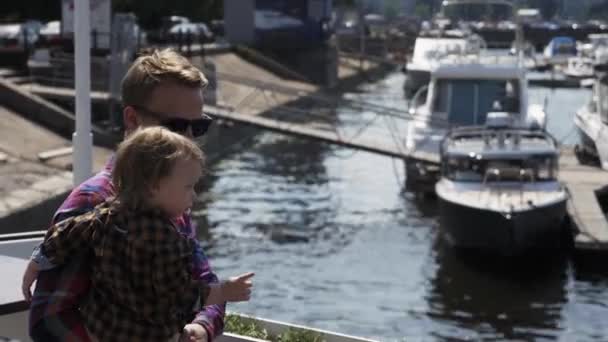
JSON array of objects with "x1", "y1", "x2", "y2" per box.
[{"x1": 559, "y1": 149, "x2": 608, "y2": 251}]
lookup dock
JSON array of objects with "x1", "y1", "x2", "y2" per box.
[
  {"x1": 206, "y1": 104, "x2": 439, "y2": 164},
  {"x1": 559, "y1": 150, "x2": 608, "y2": 251}
]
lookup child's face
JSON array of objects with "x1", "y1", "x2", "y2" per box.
[{"x1": 151, "y1": 158, "x2": 202, "y2": 218}]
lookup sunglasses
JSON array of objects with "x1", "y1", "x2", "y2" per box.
[{"x1": 130, "y1": 105, "x2": 213, "y2": 138}]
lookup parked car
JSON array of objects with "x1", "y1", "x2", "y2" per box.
[
  {"x1": 38, "y1": 21, "x2": 62, "y2": 47},
  {"x1": 23, "y1": 20, "x2": 44, "y2": 35},
  {"x1": 0, "y1": 23, "x2": 38, "y2": 53},
  {"x1": 168, "y1": 22, "x2": 214, "y2": 44},
  {"x1": 159, "y1": 15, "x2": 190, "y2": 42}
]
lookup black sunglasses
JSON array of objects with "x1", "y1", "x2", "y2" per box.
[{"x1": 130, "y1": 105, "x2": 213, "y2": 138}]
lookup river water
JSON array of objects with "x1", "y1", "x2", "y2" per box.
[{"x1": 194, "y1": 70, "x2": 608, "y2": 341}]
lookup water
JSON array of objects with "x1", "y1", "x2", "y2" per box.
[{"x1": 193, "y1": 71, "x2": 608, "y2": 341}]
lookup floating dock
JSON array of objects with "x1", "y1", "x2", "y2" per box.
[{"x1": 559, "y1": 149, "x2": 608, "y2": 252}]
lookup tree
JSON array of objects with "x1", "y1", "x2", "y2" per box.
[{"x1": 414, "y1": 3, "x2": 431, "y2": 20}]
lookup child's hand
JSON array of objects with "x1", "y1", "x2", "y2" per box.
[
  {"x1": 180, "y1": 323, "x2": 207, "y2": 342},
  {"x1": 21, "y1": 260, "x2": 40, "y2": 302},
  {"x1": 221, "y1": 272, "x2": 254, "y2": 302}
]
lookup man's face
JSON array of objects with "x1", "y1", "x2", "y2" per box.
[{"x1": 127, "y1": 82, "x2": 206, "y2": 139}]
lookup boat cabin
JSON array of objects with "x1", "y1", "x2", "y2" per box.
[
  {"x1": 440, "y1": 127, "x2": 559, "y2": 183},
  {"x1": 411, "y1": 63, "x2": 526, "y2": 127}
]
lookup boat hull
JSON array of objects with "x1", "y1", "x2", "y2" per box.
[
  {"x1": 574, "y1": 108, "x2": 602, "y2": 165},
  {"x1": 576, "y1": 125, "x2": 599, "y2": 160},
  {"x1": 437, "y1": 194, "x2": 568, "y2": 254}
]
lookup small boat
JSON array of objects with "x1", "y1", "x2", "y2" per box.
[
  {"x1": 435, "y1": 113, "x2": 568, "y2": 254},
  {"x1": 543, "y1": 36, "x2": 577, "y2": 66},
  {"x1": 563, "y1": 56, "x2": 594, "y2": 79}
]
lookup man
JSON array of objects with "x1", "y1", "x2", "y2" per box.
[{"x1": 24, "y1": 49, "x2": 223, "y2": 342}]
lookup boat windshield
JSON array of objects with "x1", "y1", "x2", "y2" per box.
[
  {"x1": 444, "y1": 156, "x2": 557, "y2": 182},
  {"x1": 441, "y1": 2, "x2": 514, "y2": 22},
  {"x1": 433, "y1": 79, "x2": 520, "y2": 125}
]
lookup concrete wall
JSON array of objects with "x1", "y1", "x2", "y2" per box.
[
  {"x1": 224, "y1": 0, "x2": 255, "y2": 44},
  {"x1": 0, "y1": 79, "x2": 118, "y2": 149}
]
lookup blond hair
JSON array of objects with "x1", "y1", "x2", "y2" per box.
[
  {"x1": 121, "y1": 48, "x2": 208, "y2": 107},
  {"x1": 112, "y1": 127, "x2": 205, "y2": 208}
]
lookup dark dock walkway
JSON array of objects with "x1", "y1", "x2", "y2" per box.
[
  {"x1": 205, "y1": 104, "x2": 439, "y2": 164},
  {"x1": 559, "y1": 150, "x2": 608, "y2": 251}
]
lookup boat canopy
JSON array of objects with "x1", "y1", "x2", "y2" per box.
[{"x1": 545, "y1": 36, "x2": 577, "y2": 55}]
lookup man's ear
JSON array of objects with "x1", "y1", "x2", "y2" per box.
[{"x1": 123, "y1": 106, "x2": 139, "y2": 135}]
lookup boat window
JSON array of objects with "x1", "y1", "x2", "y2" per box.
[
  {"x1": 434, "y1": 79, "x2": 520, "y2": 126},
  {"x1": 445, "y1": 157, "x2": 483, "y2": 182},
  {"x1": 445, "y1": 156, "x2": 557, "y2": 182}
]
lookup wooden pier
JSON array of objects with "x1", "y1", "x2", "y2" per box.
[
  {"x1": 205, "y1": 104, "x2": 439, "y2": 165},
  {"x1": 559, "y1": 150, "x2": 608, "y2": 252}
]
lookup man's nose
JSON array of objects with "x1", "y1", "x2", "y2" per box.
[{"x1": 184, "y1": 126, "x2": 194, "y2": 139}]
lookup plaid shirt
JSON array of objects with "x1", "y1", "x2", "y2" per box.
[
  {"x1": 29, "y1": 158, "x2": 225, "y2": 342},
  {"x1": 40, "y1": 199, "x2": 210, "y2": 341}
]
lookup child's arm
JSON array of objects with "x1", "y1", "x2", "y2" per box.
[
  {"x1": 21, "y1": 212, "x2": 98, "y2": 301},
  {"x1": 39, "y1": 211, "x2": 98, "y2": 265}
]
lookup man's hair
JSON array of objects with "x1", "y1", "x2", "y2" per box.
[
  {"x1": 112, "y1": 127, "x2": 205, "y2": 208},
  {"x1": 121, "y1": 48, "x2": 208, "y2": 107}
]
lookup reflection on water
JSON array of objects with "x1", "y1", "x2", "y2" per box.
[
  {"x1": 427, "y1": 244, "x2": 568, "y2": 341},
  {"x1": 194, "y1": 70, "x2": 608, "y2": 341}
]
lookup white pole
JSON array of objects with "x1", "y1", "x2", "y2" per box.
[{"x1": 73, "y1": 0, "x2": 93, "y2": 186}]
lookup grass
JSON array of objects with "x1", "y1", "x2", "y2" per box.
[{"x1": 225, "y1": 314, "x2": 326, "y2": 342}]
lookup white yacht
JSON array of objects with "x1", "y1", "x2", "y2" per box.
[
  {"x1": 564, "y1": 35, "x2": 608, "y2": 80},
  {"x1": 574, "y1": 56, "x2": 608, "y2": 168},
  {"x1": 402, "y1": 0, "x2": 517, "y2": 98},
  {"x1": 404, "y1": 56, "x2": 546, "y2": 192},
  {"x1": 402, "y1": 32, "x2": 484, "y2": 98},
  {"x1": 435, "y1": 114, "x2": 568, "y2": 254}
]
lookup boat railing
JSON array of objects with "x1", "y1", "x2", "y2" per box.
[
  {"x1": 440, "y1": 126, "x2": 560, "y2": 155},
  {"x1": 483, "y1": 168, "x2": 501, "y2": 184}
]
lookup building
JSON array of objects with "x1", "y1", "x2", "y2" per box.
[
  {"x1": 223, "y1": 0, "x2": 337, "y2": 87},
  {"x1": 224, "y1": 0, "x2": 333, "y2": 48}
]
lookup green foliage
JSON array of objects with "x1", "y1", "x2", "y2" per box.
[
  {"x1": 225, "y1": 315, "x2": 271, "y2": 340},
  {"x1": 225, "y1": 314, "x2": 326, "y2": 342},
  {"x1": 414, "y1": 4, "x2": 431, "y2": 19},
  {"x1": 384, "y1": 0, "x2": 402, "y2": 20},
  {"x1": 277, "y1": 328, "x2": 326, "y2": 342}
]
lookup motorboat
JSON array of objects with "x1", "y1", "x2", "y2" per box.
[
  {"x1": 574, "y1": 55, "x2": 608, "y2": 168},
  {"x1": 435, "y1": 113, "x2": 568, "y2": 253},
  {"x1": 543, "y1": 36, "x2": 577, "y2": 66},
  {"x1": 563, "y1": 55, "x2": 595, "y2": 79},
  {"x1": 402, "y1": 31, "x2": 484, "y2": 98},
  {"x1": 404, "y1": 54, "x2": 546, "y2": 193},
  {"x1": 402, "y1": 0, "x2": 517, "y2": 97}
]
